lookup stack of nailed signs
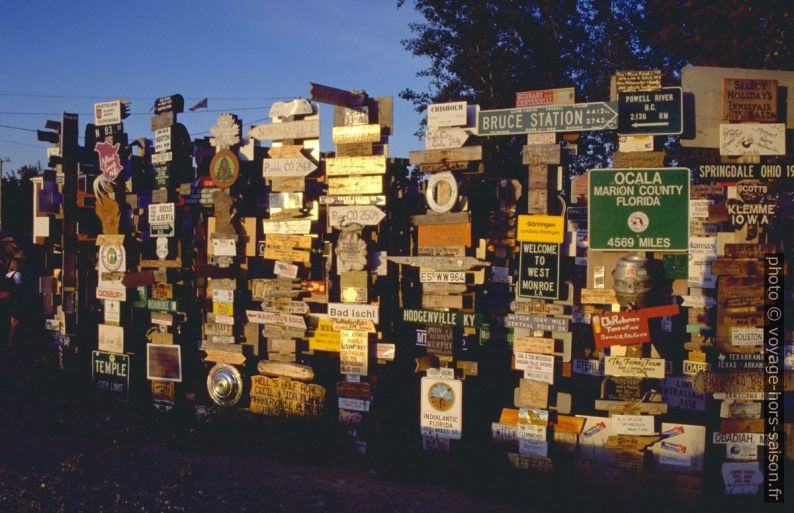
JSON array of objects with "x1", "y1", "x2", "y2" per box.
[{"x1": 401, "y1": 100, "x2": 484, "y2": 447}]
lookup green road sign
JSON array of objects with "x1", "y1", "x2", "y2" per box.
[
  {"x1": 589, "y1": 168, "x2": 689, "y2": 251},
  {"x1": 477, "y1": 102, "x2": 618, "y2": 136},
  {"x1": 92, "y1": 351, "x2": 130, "y2": 402},
  {"x1": 518, "y1": 242, "x2": 560, "y2": 300},
  {"x1": 618, "y1": 87, "x2": 683, "y2": 136}
]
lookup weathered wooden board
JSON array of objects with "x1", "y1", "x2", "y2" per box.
[
  {"x1": 615, "y1": 70, "x2": 662, "y2": 92},
  {"x1": 611, "y1": 151, "x2": 665, "y2": 168},
  {"x1": 262, "y1": 157, "x2": 317, "y2": 177},
  {"x1": 409, "y1": 146, "x2": 482, "y2": 165},
  {"x1": 417, "y1": 222, "x2": 471, "y2": 248},
  {"x1": 425, "y1": 128, "x2": 470, "y2": 150},
  {"x1": 722, "y1": 78, "x2": 778, "y2": 122},
  {"x1": 327, "y1": 175, "x2": 382, "y2": 195},
  {"x1": 250, "y1": 119, "x2": 320, "y2": 141},
  {"x1": 522, "y1": 144, "x2": 561, "y2": 165},
  {"x1": 335, "y1": 142, "x2": 374, "y2": 157},
  {"x1": 325, "y1": 156, "x2": 387, "y2": 176},
  {"x1": 332, "y1": 124, "x2": 381, "y2": 145}
]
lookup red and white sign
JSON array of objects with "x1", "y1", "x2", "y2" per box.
[
  {"x1": 94, "y1": 142, "x2": 124, "y2": 181},
  {"x1": 592, "y1": 311, "x2": 650, "y2": 349}
]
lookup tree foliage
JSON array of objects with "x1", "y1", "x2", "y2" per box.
[{"x1": 398, "y1": 0, "x2": 794, "y2": 173}]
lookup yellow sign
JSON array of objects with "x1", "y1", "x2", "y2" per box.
[
  {"x1": 249, "y1": 376, "x2": 325, "y2": 416},
  {"x1": 516, "y1": 215, "x2": 564, "y2": 243},
  {"x1": 308, "y1": 319, "x2": 341, "y2": 352}
]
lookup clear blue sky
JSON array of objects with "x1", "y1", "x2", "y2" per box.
[{"x1": 0, "y1": 0, "x2": 430, "y2": 173}]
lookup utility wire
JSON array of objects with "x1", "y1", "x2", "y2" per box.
[
  {"x1": 0, "y1": 92, "x2": 295, "y2": 101},
  {"x1": 0, "y1": 138, "x2": 48, "y2": 149},
  {"x1": 0, "y1": 106, "x2": 268, "y2": 117}
]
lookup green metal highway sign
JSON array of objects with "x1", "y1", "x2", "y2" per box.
[
  {"x1": 589, "y1": 168, "x2": 690, "y2": 251},
  {"x1": 477, "y1": 102, "x2": 618, "y2": 136}
]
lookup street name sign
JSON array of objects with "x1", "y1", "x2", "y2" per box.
[{"x1": 477, "y1": 102, "x2": 617, "y2": 136}]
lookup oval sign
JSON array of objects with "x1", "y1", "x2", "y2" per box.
[
  {"x1": 426, "y1": 172, "x2": 458, "y2": 213},
  {"x1": 209, "y1": 150, "x2": 240, "y2": 189}
]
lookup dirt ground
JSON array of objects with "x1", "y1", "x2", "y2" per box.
[{"x1": 0, "y1": 346, "x2": 777, "y2": 513}]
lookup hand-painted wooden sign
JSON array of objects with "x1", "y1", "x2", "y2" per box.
[
  {"x1": 262, "y1": 156, "x2": 317, "y2": 178},
  {"x1": 325, "y1": 156, "x2": 387, "y2": 176},
  {"x1": 409, "y1": 146, "x2": 482, "y2": 165},
  {"x1": 320, "y1": 195, "x2": 387, "y2": 206},
  {"x1": 506, "y1": 314, "x2": 568, "y2": 332},
  {"x1": 327, "y1": 175, "x2": 382, "y2": 195},
  {"x1": 603, "y1": 357, "x2": 665, "y2": 379},
  {"x1": 328, "y1": 205, "x2": 385, "y2": 229},
  {"x1": 722, "y1": 78, "x2": 777, "y2": 122},
  {"x1": 387, "y1": 256, "x2": 489, "y2": 271},
  {"x1": 148, "y1": 202, "x2": 175, "y2": 237},
  {"x1": 249, "y1": 119, "x2": 320, "y2": 141},
  {"x1": 256, "y1": 361, "x2": 314, "y2": 381},
  {"x1": 209, "y1": 150, "x2": 239, "y2": 189},
  {"x1": 332, "y1": 124, "x2": 381, "y2": 145},
  {"x1": 250, "y1": 375, "x2": 324, "y2": 416},
  {"x1": 340, "y1": 330, "x2": 368, "y2": 375},
  {"x1": 719, "y1": 123, "x2": 785, "y2": 156},
  {"x1": 425, "y1": 128, "x2": 470, "y2": 150}
]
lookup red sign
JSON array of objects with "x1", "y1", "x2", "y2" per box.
[
  {"x1": 592, "y1": 311, "x2": 650, "y2": 349},
  {"x1": 591, "y1": 304, "x2": 680, "y2": 349},
  {"x1": 94, "y1": 142, "x2": 124, "y2": 181},
  {"x1": 516, "y1": 90, "x2": 554, "y2": 108}
]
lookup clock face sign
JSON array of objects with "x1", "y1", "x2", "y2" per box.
[{"x1": 210, "y1": 150, "x2": 239, "y2": 189}]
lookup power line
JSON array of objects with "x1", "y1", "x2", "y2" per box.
[
  {"x1": 0, "y1": 138, "x2": 47, "y2": 149},
  {"x1": 0, "y1": 124, "x2": 38, "y2": 132},
  {"x1": 0, "y1": 106, "x2": 271, "y2": 117},
  {"x1": 0, "y1": 92, "x2": 295, "y2": 101}
]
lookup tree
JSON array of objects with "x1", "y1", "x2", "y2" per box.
[{"x1": 398, "y1": 0, "x2": 794, "y2": 172}]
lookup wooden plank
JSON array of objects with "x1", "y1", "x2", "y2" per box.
[
  {"x1": 327, "y1": 175, "x2": 382, "y2": 195},
  {"x1": 594, "y1": 400, "x2": 668, "y2": 415},
  {"x1": 720, "y1": 418, "x2": 765, "y2": 434},
  {"x1": 722, "y1": 78, "x2": 778, "y2": 122},
  {"x1": 325, "y1": 156, "x2": 387, "y2": 176},
  {"x1": 611, "y1": 151, "x2": 665, "y2": 168},
  {"x1": 265, "y1": 234, "x2": 313, "y2": 250},
  {"x1": 250, "y1": 119, "x2": 320, "y2": 141},
  {"x1": 417, "y1": 222, "x2": 471, "y2": 248},
  {"x1": 412, "y1": 212, "x2": 470, "y2": 225},
  {"x1": 422, "y1": 283, "x2": 469, "y2": 295},
  {"x1": 332, "y1": 124, "x2": 381, "y2": 145},
  {"x1": 522, "y1": 144, "x2": 561, "y2": 165},
  {"x1": 711, "y1": 258, "x2": 763, "y2": 275},
  {"x1": 421, "y1": 293, "x2": 473, "y2": 310},
  {"x1": 724, "y1": 243, "x2": 776, "y2": 259},
  {"x1": 328, "y1": 205, "x2": 385, "y2": 229},
  {"x1": 335, "y1": 142, "x2": 374, "y2": 157},
  {"x1": 262, "y1": 247, "x2": 310, "y2": 264},
  {"x1": 267, "y1": 145, "x2": 305, "y2": 158},
  {"x1": 262, "y1": 157, "x2": 317, "y2": 178},
  {"x1": 425, "y1": 128, "x2": 470, "y2": 150},
  {"x1": 256, "y1": 361, "x2": 314, "y2": 381},
  {"x1": 418, "y1": 161, "x2": 483, "y2": 174},
  {"x1": 409, "y1": 146, "x2": 482, "y2": 165}
]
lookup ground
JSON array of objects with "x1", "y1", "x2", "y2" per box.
[{"x1": 0, "y1": 346, "x2": 776, "y2": 513}]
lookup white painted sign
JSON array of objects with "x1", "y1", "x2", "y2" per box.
[
  {"x1": 726, "y1": 442, "x2": 758, "y2": 461},
  {"x1": 425, "y1": 172, "x2": 458, "y2": 213},
  {"x1": 719, "y1": 123, "x2": 786, "y2": 156},
  {"x1": 151, "y1": 151, "x2": 173, "y2": 164},
  {"x1": 681, "y1": 296, "x2": 716, "y2": 308},
  {"x1": 98, "y1": 323, "x2": 124, "y2": 354},
  {"x1": 104, "y1": 300, "x2": 121, "y2": 324},
  {"x1": 712, "y1": 432, "x2": 766, "y2": 445},
  {"x1": 688, "y1": 236, "x2": 717, "y2": 288},
  {"x1": 690, "y1": 199, "x2": 712, "y2": 219},
  {"x1": 425, "y1": 127, "x2": 470, "y2": 150},
  {"x1": 427, "y1": 101, "x2": 468, "y2": 128},
  {"x1": 514, "y1": 352, "x2": 555, "y2": 384},
  {"x1": 154, "y1": 128, "x2": 171, "y2": 153},
  {"x1": 339, "y1": 397, "x2": 370, "y2": 412},
  {"x1": 604, "y1": 356, "x2": 665, "y2": 378},
  {"x1": 420, "y1": 377, "x2": 463, "y2": 439},
  {"x1": 340, "y1": 330, "x2": 368, "y2": 376},
  {"x1": 731, "y1": 328, "x2": 763, "y2": 346},
  {"x1": 722, "y1": 461, "x2": 763, "y2": 495},
  {"x1": 419, "y1": 271, "x2": 467, "y2": 283},
  {"x1": 328, "y1": 205, "x2": 385, "y2": 229},
  {"x1": 683, "y1": 359, "x2": 710, "y2": 377},
  {"x1": 262, "y1": 218, "x2": 312, "y2": 235},
  {"x1": 273, "y1": 260, "x2": 299, "y2": 279},
  {"x1": 328, "y1": 303, "x2": 379, "y2": 324},
  {"x1": 94, "y1": 100, "x2": 122, "y2": 126},
  {"x1": 612, "y1": 414, "x2": 655, "y2": 435},
  {"x1": 262, "y1": 157, "x2": 317, "y2": 178},
  {"x1": 149, "y1": 203, "x2": 175, "y2": 237},
  {"x1": 618, "y1": 135, "x2": 653, "y2": 152},
  {"x1": 661, "y1": 376, "x2": 706, "y2": 411},
  {"x1": 518, "y1": 439, "x2": 548, "y2": 458}
]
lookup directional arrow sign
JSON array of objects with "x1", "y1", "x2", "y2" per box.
[
  {"x1": 618, "y1": 87, "x2": 682, "y2": 136},
  {"x1": 425, "y1": 127, "x2": 471, "y2": 150},
  {"x1": 328, "y1": 205, "x2": 386, "y2": 229},
  {"x1": 477, "y1": 101, "x2": 618, "y2": 136},
  {"x1": 262, "y1": 156, "x2": 317, "y2": 178}
]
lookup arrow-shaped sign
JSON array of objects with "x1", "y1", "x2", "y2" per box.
[
  {"x1": 477, "y1": 101, "x2": 618, "y2": 136},
  {"x1": 262, "y1": 156, "x2": 318, "y2": 178},
  {"x1": 328, "y1": 205, "x2": 386, "y2": 229}
]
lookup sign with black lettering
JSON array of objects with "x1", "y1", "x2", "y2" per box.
[{"x1": 517, "y1": 242, "x2": 559, "y2": 300}]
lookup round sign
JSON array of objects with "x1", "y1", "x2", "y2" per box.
[
  {"x1": 427, "y1": 381, "x2": 455, "y2": 411},
  {"x1": 207, "y1": 363, "x2": 244, "y2": 406},
  {"x1": 426, "y1": 172, "x2": 458, "y2": 213},
  {"x1": 209, "y1": 150, "x2": 240, "y2": 189},
  {"x1": 627, "y1": 211, "x2": 650, "y2": 233},
  {"x1": 100, "y1": 244, "x2": 125, "y2": 272}
]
